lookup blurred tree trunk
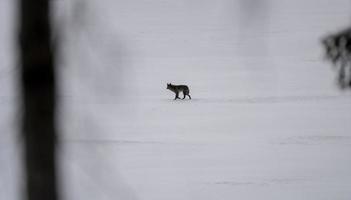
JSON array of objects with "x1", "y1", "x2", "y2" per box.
[{"x1": 19, "y1": 0, "x2": 59, "y2": 200}]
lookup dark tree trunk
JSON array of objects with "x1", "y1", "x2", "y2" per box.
[{"x1": 18, "y1": 0, "x2": 59, "y2": 200}]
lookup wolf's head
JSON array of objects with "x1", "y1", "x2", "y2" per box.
[{"x1": 166, "y1": 83, "x2": 172, "y2": 89}]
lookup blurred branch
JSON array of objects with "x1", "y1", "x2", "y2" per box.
[{"x1": 322, "y1": 27, "x2": 351, "y2": 89}]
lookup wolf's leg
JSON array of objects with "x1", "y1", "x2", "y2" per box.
[
  {"x1": 174, "y1": 92, "x2": 180, "y2": 100},
  {"x1": 184, "y1": 90, "x2": 191, "y2": 99}
]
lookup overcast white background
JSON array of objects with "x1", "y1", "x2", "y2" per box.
[{"x1": 1, "y1": 0, "x2": 351, "y2": 200}]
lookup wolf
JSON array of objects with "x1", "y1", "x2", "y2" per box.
[{"x1": 166, "y1": 83, "x2": 191, "y2": 100}]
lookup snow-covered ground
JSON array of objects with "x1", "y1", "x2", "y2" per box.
[{"x1": 1, "y1": 0, "x2": 351, "y2": 200}]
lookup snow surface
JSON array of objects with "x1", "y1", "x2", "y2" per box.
[{"x1": 1, "y1": 0, "x2": 351, "y2": 200}]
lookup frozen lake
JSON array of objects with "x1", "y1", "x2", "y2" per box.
[{"x1": 1, "y1": 0, "x2": 351, "y2": 199}]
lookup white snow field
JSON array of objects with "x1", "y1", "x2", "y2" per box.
[{"x1": 1, "y1": 0, "x2": 351, "y2": 200}]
